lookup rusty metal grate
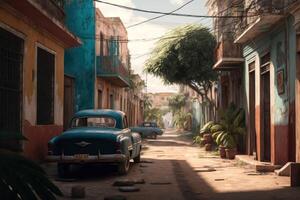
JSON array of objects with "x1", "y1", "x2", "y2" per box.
[{"x1": 0, "y1": 27, "x2": 23, "y2": 133}]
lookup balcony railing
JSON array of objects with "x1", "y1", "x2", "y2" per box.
[
  {"x1": 31, "y1": 0, "x2": 65, "y2": 23},
  {"x1": 234, "y1": 0, "x2": 294, "y2": 43},
  {"x1": 213, "y1": 37, "x2": 244, "y2": 70},
  {"x1": 97, "y1": 56, "x2": 130, "y2": 87}
]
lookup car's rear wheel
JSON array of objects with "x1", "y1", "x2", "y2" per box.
[
  {"x1": 118, "y1": 156, "x2": 130, "y2": 175},
  {"x1": 57, "y1": 163, "x2": 70, "y2": 178},
  {"x1": 151, "y1": 133, "x2": 157, "y2": 139}
]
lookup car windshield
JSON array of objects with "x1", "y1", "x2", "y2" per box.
[
  {"x1": 71, "y1": 116, "x2": 116, "y2": 128},
  {"x1": 143, "y1": 122, "x2": 157, "y2": 127}
]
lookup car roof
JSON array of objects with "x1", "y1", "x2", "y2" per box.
[
  {"x1": 73, "y1": 109, "x2": 125, "y2": 128},
  {"x1": 75, "y1": 109, "x2": 125, "y2": 117}
]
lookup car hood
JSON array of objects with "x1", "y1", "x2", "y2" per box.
[{"x1": 50, "y1": 128, "x2": 122, "y2": 143}]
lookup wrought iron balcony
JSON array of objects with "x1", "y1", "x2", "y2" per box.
[
  {"x1": 234, "y1": 0, "x2": 293, "y2": 43},
  {"x1": 3, "y1": 0, "x2": 80, "y2": 48},
  {"x1": 97, "y1": 56, "x2": 130, "y2": 87},
  {"x1": 213, "y1": 37, "x2": 244, "y2": 70}
]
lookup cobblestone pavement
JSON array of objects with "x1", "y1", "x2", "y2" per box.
[{"x1": 45, "y1": 129, "x2": 300, "y2": 200}]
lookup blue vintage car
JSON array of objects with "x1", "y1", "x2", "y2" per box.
[
  {"x1": 47, "y1": 109, "x2": 142, "y2": 177},
  {"x1": 131, "y1": 122, "x2": 163, "y2": 139}
]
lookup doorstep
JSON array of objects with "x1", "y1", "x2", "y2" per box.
[{"x1": 235, "y1": 155, "x2": 282, "y2": 172}]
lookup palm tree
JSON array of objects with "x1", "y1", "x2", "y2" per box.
[
  {"x1": 0, "y1": 131, "x2": 62, "y2": 200},
  {"x1": 173, "y1": 111, "x2": 192, "y2": 129},
  {"x1": 168, "y1": 94, "x2": 187, "y2": 115}
]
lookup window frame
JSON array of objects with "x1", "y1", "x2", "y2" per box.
[{"x1": 35, "y1": 43, "x2": 56, "y2": 125}]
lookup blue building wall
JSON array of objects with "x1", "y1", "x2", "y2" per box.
[
  {"x1": 64, "y1": 0, "x2": 96, "y2": 111},
  {"x1": 242, "y1": 16, "x2": 297, "y2": 164},
  {"x1": 244, "y1": 16, "x2": 296, "y2": 124}
]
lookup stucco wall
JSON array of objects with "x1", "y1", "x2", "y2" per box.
[
  {"x1": 0, "y1": 5, "x2": 65, "y2": 159},
  {"x1": 95, "y1": 9, "x2": 129, "y2": 62},
  {"x1": 64, "y1": 0, "x2": 96, "y2": 111},
  {"x1": 243, "y1": 17, "x2": 297, "y2": 164}
]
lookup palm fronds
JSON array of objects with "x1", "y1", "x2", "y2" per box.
[
  {"x1": 210, "y1": 103, "x2": 245, "y2": 148},
  {"x1": 0, "y1": 132, "x2": 62, "y2": 200}
]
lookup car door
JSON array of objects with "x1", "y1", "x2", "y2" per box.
[{"x1": 124, "y1": 116, "x2": 140, "y2": 158}]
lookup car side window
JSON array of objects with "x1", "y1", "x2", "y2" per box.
[{"x1": 123, "y1": 116, "x2": 128, "y2": 129}]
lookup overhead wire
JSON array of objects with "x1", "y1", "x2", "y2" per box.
[
  {"x1": 126, "y1": 0, "x2": 194, "y2": 29},
  {"x1": 94, "y1": 0, "x2": 259, "y2": 18},
  {"x1": 82, "y1": 0, "x2": 283, "y2": 45}
]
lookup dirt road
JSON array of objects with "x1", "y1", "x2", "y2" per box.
[{"x1": 46, "y1": 129, "x2": 300, "y2": 200}]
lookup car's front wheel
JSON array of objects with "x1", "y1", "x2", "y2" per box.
[
  {"x1": 133, "y1": 151, "x2": 141, "y2": 163},
  {"x1": 57, "y1": 163, "x2": 70, "y2": 178},
  {"x1": 118, "y1": 156, "x2": 130, "y2": 175}
]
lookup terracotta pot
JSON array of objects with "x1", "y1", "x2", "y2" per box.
[
  {"x1": 203, "y1": 134, "x2": 212, "y2": 144},
  {"x1": 205, "y1": 143, "x2": 212, "y2": 151},
  {"x1": 225, "y1": 148, "x2": 236, "y2": 160},
  {"x1": 219, "y1": 146, "x2": 226, "y2": 159}
]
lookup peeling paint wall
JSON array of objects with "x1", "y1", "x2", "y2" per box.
[
  {"x1": 64, "y1": 0, "x2": 96, "y2": 111},
  {"x1": 0, "y1": 4, "x2": 65, "y2": 159},
  {"x1": 243, "y1": 17, "x2": 297, "y2": 165}
]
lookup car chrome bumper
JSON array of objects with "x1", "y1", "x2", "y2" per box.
[{"x1": 46, "y1": 154, "x2": 126, "y2": 163}]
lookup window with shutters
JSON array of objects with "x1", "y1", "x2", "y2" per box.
[
  {"x1": 36, "y1": 46, "x2": 55, "y2": 125},
  {"x1": 0, "y1": 27, "x2": 23, "y2": 133}
]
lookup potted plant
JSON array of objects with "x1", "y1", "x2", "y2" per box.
[
  {"x1": 210, "y1": 103, "x2": 245, "y2": 159},
  {"x1": 211, "y1": 124, "x2": 225, "y2": 158},
  {"x1": 199, "y1": 121, "x2": 215, "y2": 145},
  {"x1": 205, "y1": 143, "x2": 212, "y2": 151},
  {"x1": 218, "y1": 145, "x2": 226, "y2": 159}
]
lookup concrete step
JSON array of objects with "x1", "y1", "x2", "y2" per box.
[
  {"x1": 235, "y1": 155, "x2": 281, "y2": 172},
  {"x1": 275, "y1": 162, "x2": 295, "y2": 177}
]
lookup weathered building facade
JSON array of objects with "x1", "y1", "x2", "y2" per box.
[
  {"x1": 0, "y1": 0, "x2": 80, "y2": 159},
  {"x1": 292, "y1": 3, "x2": 300, "y2": 163},
  {"x1": 64, "y1": 0, "x2": 96, "y2": 128},
  {"x1": 207, "y1": 0, "x2": 300, "y2": 165},
  {"x1": 64, "y1": 2, "x2": 144, "y2": 127},
  {"x1": 179, "y1": 84, "x2": 218, "y2": 134},
  {"x1": 147, "y1": 92, "x2": 175, "y2": 110}
]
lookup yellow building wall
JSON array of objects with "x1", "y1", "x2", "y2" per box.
[
  {"x1": 0, "y1": 6, "x2": 64, "y2": 126},
  {"x1": 0, "y1": 5, "x2": 65, "y2": 160}
]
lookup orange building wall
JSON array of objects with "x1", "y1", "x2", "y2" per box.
[{"x1": 0, "y1": 5, "x2": 65, "y2": 160}]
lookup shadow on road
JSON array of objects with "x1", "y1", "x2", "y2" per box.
[
  {"x1": 48, "y1": 158, "x2": 300, "y2": 200},
  {"x1": 51, "y1": 163, "x2": 140, "y2": 182},
  {"x1": 146, "y1": 140, "x2": 190, "y2": 147}
]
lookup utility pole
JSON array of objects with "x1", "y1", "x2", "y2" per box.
[{"x1": 143, "y1": 71, "x2": 148, "y2": 120}]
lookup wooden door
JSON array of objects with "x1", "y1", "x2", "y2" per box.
[
  {"x1": 249, "y1": 70, "x2": 256, "y2": 156},
  {"x1": 0, "y1": 27, "x2": 23, "y2": 150},
  {"x1": 261, "y1": 71, "x2": 271, "y2": 162},
  {"x1": 64, "y1": 76, "x2": 75, "y2": 130},
  {"x1": 0, "y1": 27, "x2": 23, "y2": 133},
  {"x1": 37, "y1": 47, "x2": 55, "y2": 125}
]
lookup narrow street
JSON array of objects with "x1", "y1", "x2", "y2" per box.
[{"x1": 44, "y1": 129, "x2": 300, "y2": 200}]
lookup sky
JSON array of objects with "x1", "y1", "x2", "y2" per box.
[{"x1": 96, "y1": 0, "x2": 211, "y2": 93}]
